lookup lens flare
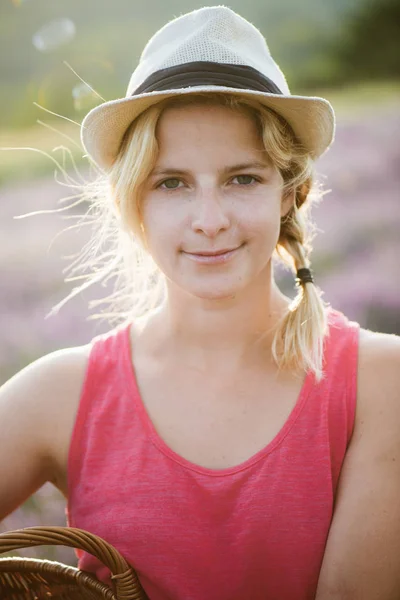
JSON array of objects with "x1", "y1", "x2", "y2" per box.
[
  {"x1": 72, "y1": 83, "x2": 101, "y2": 112},
  {"x1": 32, "y1": 18, "x2": 76, "y2": 52}
]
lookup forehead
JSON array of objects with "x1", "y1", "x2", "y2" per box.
[
  {"x1": 155, "y1": 103, "x2": 264, "y2": 154},
  {"x1": 158, "y1": 101, "x2": 258, "y2": 128}
]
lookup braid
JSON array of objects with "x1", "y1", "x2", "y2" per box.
[{"x1": 272, "y1": 180, "x2": 329, "y2": 382}]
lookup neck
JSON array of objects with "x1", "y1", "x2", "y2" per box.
[{"x1": 145, "y1": 275, "x2": 291, "y2": 373}]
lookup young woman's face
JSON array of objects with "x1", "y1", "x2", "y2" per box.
[{"x1": 140, "y1": 103, "x2": 292, "y2": 300}]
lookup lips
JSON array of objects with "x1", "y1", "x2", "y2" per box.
[
  {"x1": 182, "y1": 244, "x2": 244, "y2": 265},
  {"x1": 186, "y1": 245, "x2": 241, "y2": 256}
]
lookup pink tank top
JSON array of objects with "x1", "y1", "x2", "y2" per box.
[{"x1": 67, "y1": 307, "x2": 359, "y2": 600}]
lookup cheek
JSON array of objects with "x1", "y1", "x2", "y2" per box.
[
  {"x1": 142, "y1": 204, "x2": 183, "y2": 255},
  {"x1": 242, "y1": 199, "x2": 282, "y2": 239}
]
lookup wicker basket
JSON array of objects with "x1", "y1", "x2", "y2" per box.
[{"x1": 0, "y1": 526, "x2": 148, "y2": 599}]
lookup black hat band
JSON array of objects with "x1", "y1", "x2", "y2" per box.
[{"x1": 132, "y1": 61, "x2": 283, "y2": 96}]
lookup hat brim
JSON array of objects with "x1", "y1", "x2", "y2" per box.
[{"x1": 80, "y1": 86, "x2": 335, "y2": 171}]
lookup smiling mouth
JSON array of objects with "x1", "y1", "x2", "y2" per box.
[
  {"x1": 183, "y1": 244, "x2": 244, "y2": 264},
  {"x1": 185, "y1": 244, "x2": 243, "y2": 256}
]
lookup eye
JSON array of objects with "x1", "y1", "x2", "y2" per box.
[
  {"x1": 157, "y1": 178, "x2": 183, "y2": 190},
  {"x1": 231, "y1": 175, "x2": 259, "y2": 186}
]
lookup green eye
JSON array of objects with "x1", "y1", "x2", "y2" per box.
[
  {"x1": 160, "y1": 178, "x2": 181, "y2": 189},
  {"x1": 235, "y1": 175, "x2": 256, "y2": 185}
]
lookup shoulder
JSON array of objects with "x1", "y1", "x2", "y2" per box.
[
  {"x1": 1, "y1": 344, "x2": 93, "y2": 448},
  {"x1": 1, "y1": 344, "x2": 92, "y2": 492},
  {"x1": 357, "y1": 327, "x2": 400, "y2": 417},
  {"x1": 326, "y1": 309, "x2": 400, "y2": 399},
  {"x1": 2, "y1": 344, "x2": 92, "y2": 399},
  {"x1": 349, "y1": 326, "x2": 400, "y2": 466},
  {"x1": 2, "y1": 344, "x2": 91, "y2": 399},
  {"x1": 315, "y1": 327, "x2": 400, "y2": 597},
  {"x1": 358, "y1": 325, "x2": 400, "y2": 360}
]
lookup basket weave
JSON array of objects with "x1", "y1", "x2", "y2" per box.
[{"x1": 0, "y1": 526, "x2": 148, "y2": 599}]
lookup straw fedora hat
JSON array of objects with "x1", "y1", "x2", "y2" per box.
[{"x1": 81, "y1": 5, "x2": 335, "y2": 172}]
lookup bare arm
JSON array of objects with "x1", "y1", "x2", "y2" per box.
[
  {"x1": 0, "y1": 346, "x2": 89, "y2": 521},
  {"x1": 316, "y1": 329, "x2": 400, "y2": 599}
]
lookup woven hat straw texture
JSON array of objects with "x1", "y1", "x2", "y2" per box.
[{"x1": 81, "y1": 5, "x2": 335, "y2": 171}]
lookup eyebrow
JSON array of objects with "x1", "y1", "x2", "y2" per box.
[{"x1": 149, "y1": 161, "x2": 271, "y2": 178}]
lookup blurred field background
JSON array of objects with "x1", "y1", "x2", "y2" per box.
[{"x1": 0, "y1": 0, "x2": 399, "y2": 565}]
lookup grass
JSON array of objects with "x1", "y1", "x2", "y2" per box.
[
  {"x1": 0, "y1": 79, "x2": 399, "y2": 186},
  {"x1": 309, "y1": 79, "x2": 400, "y2": 116},
  {"x1": 0, "y1": 119, "x2": 86, "y2": 186}
]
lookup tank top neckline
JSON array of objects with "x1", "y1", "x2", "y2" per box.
[{"x1": 120, "y1": 322, "x2": 316, "y2": 477}]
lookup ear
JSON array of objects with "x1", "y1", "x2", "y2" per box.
[{"x1": 281, "y1": 188, "x2": 295, "y2": 219}]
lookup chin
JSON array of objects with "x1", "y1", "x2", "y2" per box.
[{"x1": 184, "y1": 277, "x2": 248, "y2": 301}]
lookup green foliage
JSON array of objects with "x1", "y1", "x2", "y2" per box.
[{"x1": 330, "y1": 0, "x2": 400, "y2": 81}]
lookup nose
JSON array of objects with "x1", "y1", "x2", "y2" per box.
[{"x1": 191, "y1": 187, "x2": 231, "y2": 237}]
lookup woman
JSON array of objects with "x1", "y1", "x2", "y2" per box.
[{"x1": 1, "y1": 6, "x2": 399, "y2": 600}]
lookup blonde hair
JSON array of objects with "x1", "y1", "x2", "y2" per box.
[{"x1": 49, "y1": 92, "x2": 330, "y2": 381}]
